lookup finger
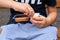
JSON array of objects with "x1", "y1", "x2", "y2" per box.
[
  {"x1": 25, "y1": 3, "x2": 34, "y2": 16},
  {"x1": 32, "y1": 16, "x2": 43, "y2": 21},
  {"x1": 17, "y1": 6, "x2": 28, "y2": 14},
  {"x1": 29, "y1": 10, "x2": 34, "y2": 17},
  {"x1": 30, "y1": 18, "x2": 43, "y2": 24},
  {"x1": 20, "y1": 3, "x2": 29, "y2": 15},
  {"x1": 23, "y1": 6, "x2": 29, "y2": 15},
  {"x1": 27, "y1": 8, "x2": 34, "y2": 17},
  {"x1": 22, "y1": 8, "x2": 28, "y2": 14}
]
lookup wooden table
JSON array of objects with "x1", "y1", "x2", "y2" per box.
[
  {"x1": 57, "y1": 27, "x2": 60, "y2": 40},
  {"x1": 56, "y1": 0, "x2": 60, "y2": 7}
]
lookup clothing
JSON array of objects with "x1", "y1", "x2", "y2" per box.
[
  {"x1": 0, "y1": 23, "x2": 57, "y2": 40},
  {"x1": 0, "y1": 0, "x2": 57, "y2": 40},
  {"x1": 8, "y1": 0, "x2": 56, "y2": 24}
]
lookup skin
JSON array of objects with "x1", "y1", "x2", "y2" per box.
[{"x1": 0, "y1": 0, "x2": 57, "y2": 28}]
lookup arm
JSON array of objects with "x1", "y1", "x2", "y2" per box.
[
  {"x1": 0, "y1": 0, "x2": 34, "y2": 16},
  {"x1": 46, "y1": 6, "x2": 57, "y2": 26},
  {"x1": 29, "y1": 0, "x2": 57, "y2": 28},
  {"x1": 30, "y1": 6, "x2": 57, "y2": 28},
  {"x1": 0, "y1": 0, "x2": 14, "y2": 8}
]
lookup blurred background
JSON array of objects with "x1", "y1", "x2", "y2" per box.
[{"x1": 0, "y1": 0, "x2": 60, "y2": 27}]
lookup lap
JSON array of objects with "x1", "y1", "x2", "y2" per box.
[{"x1": 0, "y1": 23, "x2": 57, "y2": 40}]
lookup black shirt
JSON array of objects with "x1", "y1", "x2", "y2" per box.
[{"x1": 7, "y1": 0, "x2": 56, "y2": 24}]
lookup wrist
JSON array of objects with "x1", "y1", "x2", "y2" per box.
[
  {"x1": 5, "y1": 1, "x2": 16, "y2": 9},
  {"x1": 10, "y1": 1, "x2": 17, "y2": 9},
  {"x1": 45, "y1": 18, "x2": 51, "y2": 26},
  {"x1": 11, "y1": 1, "x2": 22, "y2": 11}
]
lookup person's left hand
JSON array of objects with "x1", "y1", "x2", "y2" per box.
[{"x1": 30, "y1": 15, "x2": 48, "y2": 28}]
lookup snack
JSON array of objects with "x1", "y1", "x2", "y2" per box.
[
  {"x1": 33, "y1": 13, "x2": 40, "y2": 17},
  {"x1": 13, "y1": 14, "x2": 29, "y2": 22}
]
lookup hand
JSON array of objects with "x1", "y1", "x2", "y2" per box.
[
  {"x1": 12, "y1": 2, "x2": 34, "y2": 17},
  {"x1": 30, "y1": 15, "x2": 48, "y2": 28}
]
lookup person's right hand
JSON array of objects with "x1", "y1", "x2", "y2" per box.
[{"x1": 12, "y1": 2, "x2": 34, "y2": 17}]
